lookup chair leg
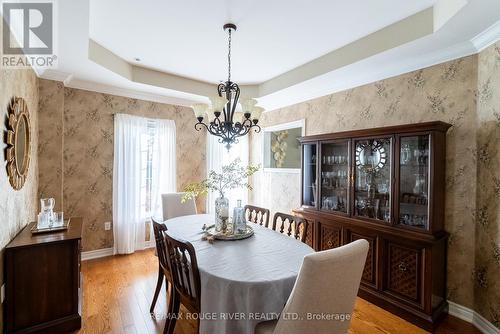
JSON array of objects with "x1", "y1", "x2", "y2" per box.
[
  {"x1": 166, "y1": 290, "x2": 180, "y2": 334},
  {"x1": 150, "y1": 264, "x2": 164, "y2": 315},
  {"x1": 163, "y1": 281, "x2": 173, "y2": 333}
]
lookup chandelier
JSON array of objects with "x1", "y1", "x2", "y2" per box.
[{"x1": 191, "y1": 23, "x2": 263, "y2": 150}]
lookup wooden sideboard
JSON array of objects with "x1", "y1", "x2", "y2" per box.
[
  {"x1": 294, "y1": 122, "x2": 450, "y2": 330},
  {"x1": 4, "y1": 217, "x2": 83, "y2": 334}
]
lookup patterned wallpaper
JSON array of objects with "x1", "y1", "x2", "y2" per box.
[
  {"x1": 475, "y1": 41, "x2": 500, "y2": 328},
  {"x1": 250, "y1": 55, "x2": 479, "y2": 311},
  {"x1": 0, "y1": 68, "x2": 39, "y2": 333},
  {"x1": 38, "y1": 80, "x2": 64, "y2": 211},
  {"x1": 38, "y1": 80, "x2": 206, "y2": 251}
]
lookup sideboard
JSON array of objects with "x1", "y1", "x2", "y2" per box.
[
  {"x1": 294, "y1": 122, "x2": 451, "y2": 330},
  {"x1": 4, "y1": 217, "x2": 83, "y2": 334}
]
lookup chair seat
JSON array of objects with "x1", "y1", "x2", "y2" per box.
[{"x1": 254, "y1": 319, "x2": 277, "y2": 334}]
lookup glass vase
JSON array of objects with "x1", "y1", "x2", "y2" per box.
[
  {"x1": 233, "y1": 200, "x2": 246, "y2": 234},
  {"x1": 215, "y1": 195, "x2": 229, "y2": 234}
]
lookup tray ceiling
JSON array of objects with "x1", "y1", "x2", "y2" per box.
[{"x1": 35, "y1": 0, "x2": 500, "y2": 110}]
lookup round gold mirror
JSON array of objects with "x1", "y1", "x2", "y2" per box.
[{"x1": 5, "y1": 97, "x2": 31, "y2": 190}]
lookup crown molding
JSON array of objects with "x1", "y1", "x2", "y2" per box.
[
  {"x1": 259, "y1": 39, "x2": 478, "y2": 112},
  {"x1": 34, "y1": 15, "x2": 498, "y2": 112},
  {"x1": 471, "y1": 20, "x2": 500, "y2": 52},
  {"x1": 66, "y1": 78, "x2": 195, "y2": 106},
  {"x1": 38, "y1": 69, "x2": 196, "y2": 106},
  {"x1": 39, "y1": 69, "x2": 73, "y2": 82},
  {"x1": 39, "y1": 38, "x2": 479, "y2": 112}
]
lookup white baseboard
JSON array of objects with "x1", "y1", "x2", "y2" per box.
[
  {"x1": 81, "y1": 247, "x2": 113, "y2": 261},
  {"x1": 449, "y1": 301, "x2": 500, "y2": 334},
  {"x1": 81, "y1": 241, "x2": 156, "y2": 261}
]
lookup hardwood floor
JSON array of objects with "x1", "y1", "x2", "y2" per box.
[{"x1": 78, "y1": 249, "x2": 480, "y2": 334}]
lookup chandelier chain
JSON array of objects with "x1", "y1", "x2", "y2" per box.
[{"x1": 228, "y1": 27, "x2": 232, "y2": 83}]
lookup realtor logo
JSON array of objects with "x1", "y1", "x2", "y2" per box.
[{"x1": 2, "y1": 1, "x2": 57, "y2": 68}]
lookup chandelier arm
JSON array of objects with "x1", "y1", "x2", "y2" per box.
[
  {"x1": 194, "y1": 122, "x2": 209, "y2": 132},
  {"x1": 209, "y1": 122, "x2": 223, "y2": 136},
  {"x1": 230, "y1": 83, "x2": 240, "y2": 120},
  {"x1": 233, "y1": 122, "x2": 250, "y2": 137},
  {"x1": 212, "y1": 116, "x2": 222, "y2": 127},
  {"x1": 252, "y1": 124, "x2": 262, "y2": 133},
  {"x1": 240, "y1": 118, "x2": 253, "y2": 128}
]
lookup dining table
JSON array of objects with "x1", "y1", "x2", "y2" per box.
[{"x1": 164, "y1": 213, "x2": 314, "y2": 334}]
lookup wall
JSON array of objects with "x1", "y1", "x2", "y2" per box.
[
  {"x1": 38, "y1": 79, "x2": 206, "y2": 251},
  {"x1": 250, "y1": 56, "x2": 479, "y2": 310},
  {"x1": 475, "y1": 41, "x2": 500, "y2": 328},
  {"x1": 0, "y1": 68, "x2": 39, "y2": 334}
]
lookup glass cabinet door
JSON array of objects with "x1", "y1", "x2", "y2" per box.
[
  {"x1": 320, "y1": 141, "x2": 349, "y2": 213},
  {"x1": 354, "y1": 137, "x2": 392, "y2": 222},
  {"x1": 302, "y1": 143, "x2": 317, "y2": 207},
  {"x1": 398, "y1": 135, "x2": 430, "y2": 229}
]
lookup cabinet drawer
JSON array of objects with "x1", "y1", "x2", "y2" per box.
[
  {"x1": 320, "y1": 224, "x2": 341, "y2": 250},
  {"x1": 386, "y1": 242, "x2": 422, "y2": 303},
  {"x1": 347, "y1": 231, "x2": 377, "y2": 288}
]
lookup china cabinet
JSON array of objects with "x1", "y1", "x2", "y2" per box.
[{"x1": 294, "y1": 121, "x2": 450, "y2": 330}]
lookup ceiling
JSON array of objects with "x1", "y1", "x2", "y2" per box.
[
  {"x1": 38, "y1": 0, "x2": 500, "y2": 110},
  {"x1": 89, "y1": 0, "x2": 436, "y2": 85}
]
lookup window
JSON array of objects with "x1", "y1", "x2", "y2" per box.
[{"x1": 206, "y1": 134, "x2": 249, "y2": 213}]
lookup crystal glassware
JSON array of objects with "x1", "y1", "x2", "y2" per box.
[{"x1": 401, "y1": 143, "x2": 411, "y2": 165}]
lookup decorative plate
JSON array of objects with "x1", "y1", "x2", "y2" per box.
[{"x1": 205, "y1": 225, "x2": 254, "y2": 241}]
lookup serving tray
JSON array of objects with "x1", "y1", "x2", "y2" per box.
[
  {"x1": 205, "y1": 225, "x2": 254, "y2": 241},
  {"x1": 31, "y1": 219, "x2": 71, "y2": 234}
]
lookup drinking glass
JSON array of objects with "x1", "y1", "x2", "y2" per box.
[
  {"x1": 53, "y1": 212, "x2": 64, "y2": 226},
  {"x1": 40, "y1": 198, "x2": 55, "y2": 213}
]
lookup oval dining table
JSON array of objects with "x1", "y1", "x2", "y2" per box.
[{"x1": 163, "y1": 213, "x2": 314, "y2": 334}]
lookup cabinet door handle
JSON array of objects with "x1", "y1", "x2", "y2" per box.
[{"x1": 398, "y1": 261, "x2": 408, "y2": 272}]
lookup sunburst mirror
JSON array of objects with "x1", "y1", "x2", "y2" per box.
[
  {"x1": 5, "y1": 96, "x2": 31, "y2": 190},
  {"x1": 355, "y1": 140, "x2": 387, "y2": 173}
]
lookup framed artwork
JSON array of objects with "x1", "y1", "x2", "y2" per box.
[{"x1": 262, "y1": 119, "x2": 305, "y2": 172}]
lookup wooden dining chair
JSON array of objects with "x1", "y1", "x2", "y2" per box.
[
  {"x1": 244, "y1": 205, "x2": 270, "y2": 227},
  {"x1": 150, "y1": 218, "x2": 175, "y2": 333},
  {"x1": 164, "y1": 233, "x2": 201, "y2": 334},
  {"x1": 150, "y1": 192, "x2": 197, "y2": 313},
  {"x1": 255, "y1": 239, "x2": 369, "y2": 334},
  {"x1": 271, "y1": 212, "x2": 309, "y2": 243}
]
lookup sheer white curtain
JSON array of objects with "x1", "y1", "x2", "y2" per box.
[
  {"x1": 151, "y1": 119, "x2": 176, "y2": 219},
  {"x1": 206, "y1": 135, "x2": 249, "y2": 214},
  {"x1": 113, "y1": 114, "x2": 176, "y2": 254}
]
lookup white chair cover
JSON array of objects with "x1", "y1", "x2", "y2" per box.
[
  {"x1": 162, "y1": 192, "x2": 197, "y2": 220},
  {"x1": 255, "y1": 239, "x2": 369, "y2": 334}
]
